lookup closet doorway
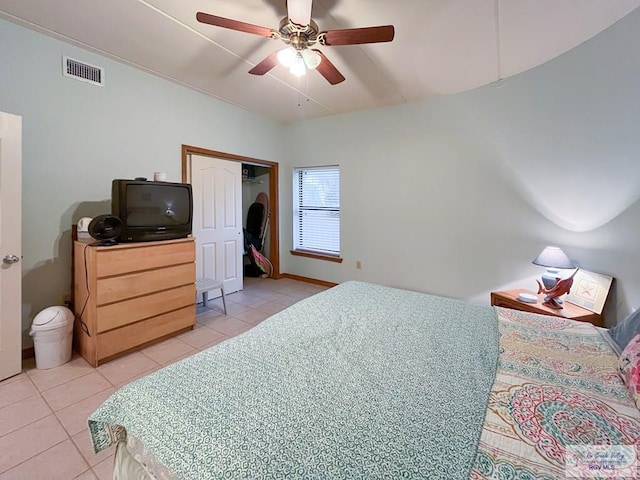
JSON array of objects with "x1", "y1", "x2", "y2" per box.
[
  {"x1": 182, "y1": 145, "x2": 280, "y2": 289},
  {"x1": 242, "y1": 163, "x2": 272, "y2": 277}
]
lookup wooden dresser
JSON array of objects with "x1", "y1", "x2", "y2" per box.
[{"x1": 73, "y1": 237, "x2": 196, "y2": 366}]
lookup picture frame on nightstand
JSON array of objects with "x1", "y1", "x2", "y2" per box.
[{"x1": 565, "y1": 269, "x2": 613, "y2": 315}]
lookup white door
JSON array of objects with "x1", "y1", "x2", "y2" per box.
[
  {"x1": 0, "y1": 112, "x2": 22, "y2": 381},
  {"x1": 190, "y1": 154, "x2": 243, "y2": 295}
]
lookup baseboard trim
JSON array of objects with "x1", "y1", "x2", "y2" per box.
[
  {"x1": 22, "y1": 347, "x2": 35, "y2": 360},
  {"x1": 281, "y1": 273, "x2": 338, "y2": 288}
]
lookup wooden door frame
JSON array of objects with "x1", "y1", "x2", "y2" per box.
[{"x1": 182, "y1": 145, "x2": 280, "y2": 279}]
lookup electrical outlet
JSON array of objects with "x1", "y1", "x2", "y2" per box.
[
  {"x1": 62, "y1": 294, "x2": 72, "y2": 308},
  {"x1": 356, "y1": 261, "x2": 362, "y2": 269}
]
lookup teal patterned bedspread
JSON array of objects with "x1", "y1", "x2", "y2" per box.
[{"x1": 89, "y1": 281, "x2": 499, "y2": 479}]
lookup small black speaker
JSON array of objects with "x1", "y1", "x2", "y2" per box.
[{"x1": 88, "y1": 215, "x2": 122, "y2": 245}]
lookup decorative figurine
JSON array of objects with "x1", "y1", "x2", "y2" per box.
[{"x1": 536, "y1": 269, "x2": 579, "y2": 309}]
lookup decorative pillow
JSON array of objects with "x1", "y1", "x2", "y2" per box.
[
  {"x1": 618, "y1": 333, "x2": 640, "y2": 410},
  {"x1": 610, "y1": 308, "x2": 640, "y2": 351}
]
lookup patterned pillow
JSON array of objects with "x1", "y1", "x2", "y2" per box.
[{"x1": 618, "y1": 333, "x2": 640, "y2": 410}]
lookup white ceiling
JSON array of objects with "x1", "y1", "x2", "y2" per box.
[{"x1": 1, "y1": 0, "x2": 639, "y2": 124}]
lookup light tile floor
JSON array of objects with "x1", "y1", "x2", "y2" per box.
[{"x1": 0, "y1": 277, "x2": 327, "y2": 480}]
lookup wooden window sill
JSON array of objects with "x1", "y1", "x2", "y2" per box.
[{"x1": 290, "y1": 250, "x2": 343, "y2": 263}]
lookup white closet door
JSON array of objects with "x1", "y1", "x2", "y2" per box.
[{"x1": 190, "y1": 154, "x2": 243, "y2": 295}]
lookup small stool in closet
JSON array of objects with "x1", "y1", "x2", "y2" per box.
[{"x1": 195, "y1": 278, "x2": 227, "y2": 314}]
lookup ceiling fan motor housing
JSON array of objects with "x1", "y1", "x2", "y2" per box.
[{"x1": 278, "y1": 18, "x2": 319, "y2": 48}]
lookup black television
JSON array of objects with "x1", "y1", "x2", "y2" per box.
[{"x1": 111, "y1": 179, "x2": 193, "y2": 242}]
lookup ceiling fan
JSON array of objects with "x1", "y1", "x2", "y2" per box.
[{"x1": 196, "y1": 0, "x2": 395, "y2": 85}]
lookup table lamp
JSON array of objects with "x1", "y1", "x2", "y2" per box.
[{"x1": 532, "y1": 246, "x2": 577, "y2": 309}]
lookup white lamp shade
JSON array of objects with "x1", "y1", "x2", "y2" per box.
[
  {"x1": 277, "y1": 47, "x2": 297, "y2": 68},
  {"x1": 301, "y1": 49, "x2": 321, "y2": 69},
  {"x1": 532, "y1": 246, "x2": 575, "y2": 269},
  {"x1": 289, "y1": 53, "x2": 306, "y2": 77}
]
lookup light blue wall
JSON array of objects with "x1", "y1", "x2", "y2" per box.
[
  {"x1": 282, "y1": 9, "x2": 640, "y2": 325},
  {"x1": 0, "y1": 19, "x2": 284, "y2": 346},
  {"x1": 3, "y1": 5, "x2": 640, "y2": 344}
]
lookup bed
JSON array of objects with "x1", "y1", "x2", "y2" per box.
[{"x1": 88, "y1": 281, "x2": 640, "y2": 479}]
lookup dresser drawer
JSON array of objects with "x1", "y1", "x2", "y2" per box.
[
  {"x1": 96, "y1": 263, "x2": 195, "y2": 305},
  {"x1": 96, "y1": 284, "x2": 195, "y2": 333},
  {"x1": 95, "y1": 240, "x2": 195, "y2": 278},
  {"x1": 96, "y1": 305, "x2": 195, "y2": 362}
]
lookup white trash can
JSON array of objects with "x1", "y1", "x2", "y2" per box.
[{"x1": 29, "y1": 306, "x2": 74, "y2": 369}]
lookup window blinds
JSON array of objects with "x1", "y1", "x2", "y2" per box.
[{"x1": 293, "y1": 166, "x2": 340, "y2": 255}]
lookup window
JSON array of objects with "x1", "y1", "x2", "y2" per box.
[{"x1": 293, "y1": 166, "x2": 340, "y2": 258}]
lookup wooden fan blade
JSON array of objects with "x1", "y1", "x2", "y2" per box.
[
  {"x1": 196, "y1": 12, "x2": 274, "y2": 37},
  {"x1": 323, "y1": 25, "x2": 395, "y2": 46},
  {"x1": 287, "y1": 0, "x2": 313, "y2": 27},
  {"x1": 312, "y1": 50, "x2": 345, "y2": 85},
  {"x1": 249, "y1": 51, "x2": 280, "y2": 76}
]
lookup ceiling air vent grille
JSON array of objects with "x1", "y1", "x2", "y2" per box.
[{"x1": 62, "y1": 56, "x2": 105, "y2": 86}]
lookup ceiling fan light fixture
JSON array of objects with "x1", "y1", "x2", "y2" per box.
[
  {"x1": 289, "y1": 53, "x2": 306, "y2": 77},
  {"x1": 277, "y1": 46, "x2": 297, "y2": 68},
  {"x1": 301, "y1": 48, "x2": 321, "y2": 70}
]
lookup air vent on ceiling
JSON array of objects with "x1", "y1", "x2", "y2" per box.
[{"x1": 62, "y1": 56, "x2": 105, "y2": 86}]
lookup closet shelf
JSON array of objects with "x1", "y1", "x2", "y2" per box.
[{"x1": 242, "y1": 178, "x2": 263, "y2": 186}]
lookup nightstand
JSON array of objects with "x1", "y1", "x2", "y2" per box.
[{"x1": 490, "y1": 289, "x2": 604, "y2": 327}]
